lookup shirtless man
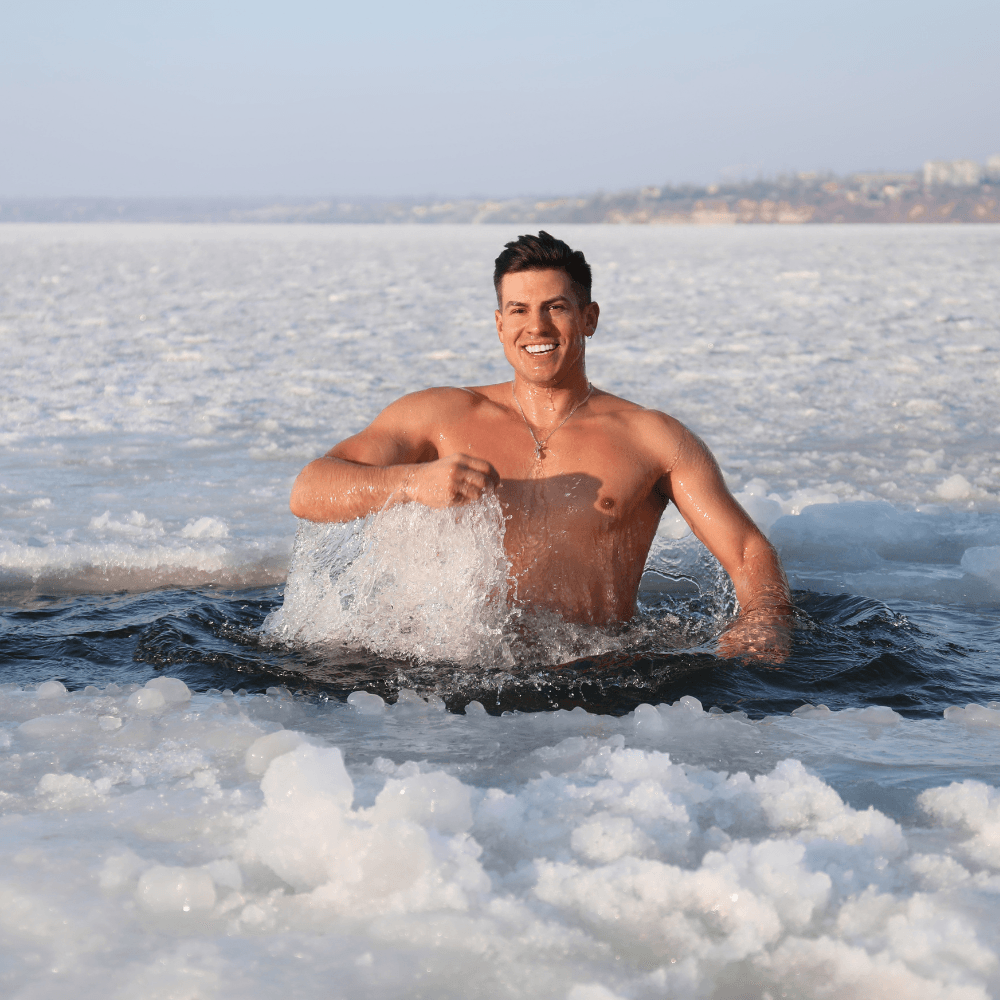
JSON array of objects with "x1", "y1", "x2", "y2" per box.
[{"x1": 291, "y1": 232, "x2": 792, "y2": 660}]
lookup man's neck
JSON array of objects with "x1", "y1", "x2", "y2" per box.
[{"x1": 510, "y1": 372, "x2": 592, "y2": 424}]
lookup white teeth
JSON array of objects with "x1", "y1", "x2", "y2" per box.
[{"x1": 525, "y1": 343, "x2": 556, "y2": 354}]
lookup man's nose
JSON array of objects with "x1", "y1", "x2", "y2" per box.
[{"x1": 527, "y1": 307, "x2": 552, "y2": 333}]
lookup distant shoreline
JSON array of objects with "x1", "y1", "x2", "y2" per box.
[{"x1": 3, "y1": 176, "x2": 999, "y2": 226}]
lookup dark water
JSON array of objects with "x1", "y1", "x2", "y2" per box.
[{"x1": 2, "y1": 586, "x2": 997, "y2": 718}]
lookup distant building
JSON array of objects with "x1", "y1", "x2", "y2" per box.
[
  {"x1": 923, "y1": 159, "x2": 983, "y2": 187},
  {"x1": 852, "y1": 172, "x2": 918, "y2": 196}
]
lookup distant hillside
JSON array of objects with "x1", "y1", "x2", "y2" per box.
[{"x1": 3, "y1": 167, "x2": 999, "y2": 225}]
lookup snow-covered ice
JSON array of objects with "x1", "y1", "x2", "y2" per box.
[{"x1": 3, "y1": 680, "x2": 1000, "y2": 998}]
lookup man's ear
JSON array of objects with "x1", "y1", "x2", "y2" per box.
[
  {"x1": 495, "y1": 309, "x2": 503, "y2": 340},
  {"x1": 585, "y1": 301, "x2": 600, "y2": 337}
]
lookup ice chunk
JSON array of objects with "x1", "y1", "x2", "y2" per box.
[
  {"x1": 741, "y1": 478, "x2": 772, "y2": 497},
  {"x1": 243, "y1": 744, "x2": 489, "y2": 912},
  {"x1": 770, "y1": 501, "x2": 966, "y2": 570},
  {"x1": 369, "y1": 772, "x2": 474, "y2": 834},
  {"x1": 919, "y1": 781, "x2": 1000, "y2": 870},
  {"x1": 126, "y1": 686, "x2": 166, "y2": 712},
  {"x1": 36, "y1": 680, "x2": 67, "y2": 699},
  {"x1": 244, "y1": 745, "x2": 355, "y2": 890},
  {"x1": 734, "y1": 491, "x2": 783, "y2": 532},
  {"x1": 144, "y1": 676, "x2": 192, "y2": 704},
  {"x1": 944, "y1": 704, "x2": 1000, "y2": 727},
  {"x1": 89, "y1": 509, "x2": 165, "y2": 538},
  {"x1": 753, "y1": 760, "x2": 904, "y2": 848},
  {"x1": 632, "y1": 703, "x2": 665, "y2": 731},
  {"x1": 36, "y1": 772, "x2": 105, "y2": 808},
  {"x1": 534, "y1": 840, "x2": 831, "y2": 965},
  {"x1": 845, "y1": 705, "x2": 901, "y2": 725},
  {"x1": 792, "y1": 703, "x2": 832, "y2": 719},
  {"x1": 180, "y1": 516, "x2": 229, "y2": 539},
  {"x1": 347, "y1": 690, "x2": 387, "y2": 715},
  {"x1": 244, "y1": 729, "x2": 307, "y2": 775},
  {"x1": 935, "y1": 473, "x2": 973, "y2": 500},
  {"x1": 654, "y1": 503, "x2": 692, "y2": 539}
]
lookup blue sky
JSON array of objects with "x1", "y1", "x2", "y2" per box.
[{"x1": 2, "y1": 0, "x2": 998, "y2": 198}]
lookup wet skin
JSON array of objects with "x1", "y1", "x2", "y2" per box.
[{"x1": 291, "y1": 269, "x2": 792, "y2": 658}]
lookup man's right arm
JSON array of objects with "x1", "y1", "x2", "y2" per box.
[{"x1": 289, "y1": 391, "x2": 497, "y2": 522}]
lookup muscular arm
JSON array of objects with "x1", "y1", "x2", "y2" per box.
[
  {"x1": 659, "y1": 421, "x2": 792, "y2": 661},
  {"x1": 289, "y1": 390, "x2": 498, "y2": 522}
]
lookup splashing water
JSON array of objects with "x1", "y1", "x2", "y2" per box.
[
  {"x1": 262, "y1": 497, "x2": 514, "y2": 664},
  {"x1": 262, "y1": 497, "x2": 736, "y2": 670}
]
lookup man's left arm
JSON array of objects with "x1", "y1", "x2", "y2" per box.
[{"x1": 657, "y1": 419, "x2": 793, "y2": 662}]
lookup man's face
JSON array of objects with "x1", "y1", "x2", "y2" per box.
[{"x1": 494, "y1": 269, "x2": 599, "y2": 387}]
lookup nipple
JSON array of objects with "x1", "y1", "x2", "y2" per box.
[{"x1": 601, "y1": 497, "x2": 615, "y2": 510}]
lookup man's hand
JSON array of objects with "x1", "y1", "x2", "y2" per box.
[
  {"x1": 290, "y1": 389, "x2": 501, "y2": 522},
  {"x1": 402, "y1": 453, "x2": 499, "y2": 509},
  {"x1": 716, "y1": 608, "x2": 792, "y2": 665}
]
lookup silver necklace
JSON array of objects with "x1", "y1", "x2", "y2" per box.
[{"x1": 511, "y1": 381, "x2": 593, "y2": 460}]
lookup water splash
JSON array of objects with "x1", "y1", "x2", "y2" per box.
[
  {"x1": 262, "y1": 497, "x2": 514, "y2": 665},
  {"x1": 263, "y1": 498, "x2": 735, "y2": 670}
]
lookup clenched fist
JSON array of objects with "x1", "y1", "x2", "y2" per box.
[{"x1": 402, "y1": 453, "x2": 500, "y2": 509}]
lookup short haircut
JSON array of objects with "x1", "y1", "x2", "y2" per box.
[{"x1": 493, "y1": 231, "x2": 593, "y2": 307}]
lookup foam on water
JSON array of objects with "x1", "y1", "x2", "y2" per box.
[{"x1": 3, "y1": 679, "x2": 1000, "y2": 999}]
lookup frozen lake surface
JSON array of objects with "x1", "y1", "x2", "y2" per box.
[{"x1": 1, "y1": 224, "x2": 999, "y2": 998}]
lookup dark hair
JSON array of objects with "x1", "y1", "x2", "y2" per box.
[{"x1": 493, "y1": 231, "x2": 592, "y2": 307}]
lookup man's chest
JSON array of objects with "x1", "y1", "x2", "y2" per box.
[{"x1": 437, "y1": 419, "x2": 667, "y2": 530}]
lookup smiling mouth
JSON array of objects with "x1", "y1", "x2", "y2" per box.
[{"x1": 524, "y1": 343, "x2": 557, "y2": 355}]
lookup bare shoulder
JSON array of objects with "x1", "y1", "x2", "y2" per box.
[
  {"x1": 328, "y1": 385, "x2": 482, "y2": 464},
  {"x1": 372, "y1": 385, "x2": 485, "y2": 425},
  {"x1": 589, "y1": 390, "x2": 698, "y2": 470}
]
